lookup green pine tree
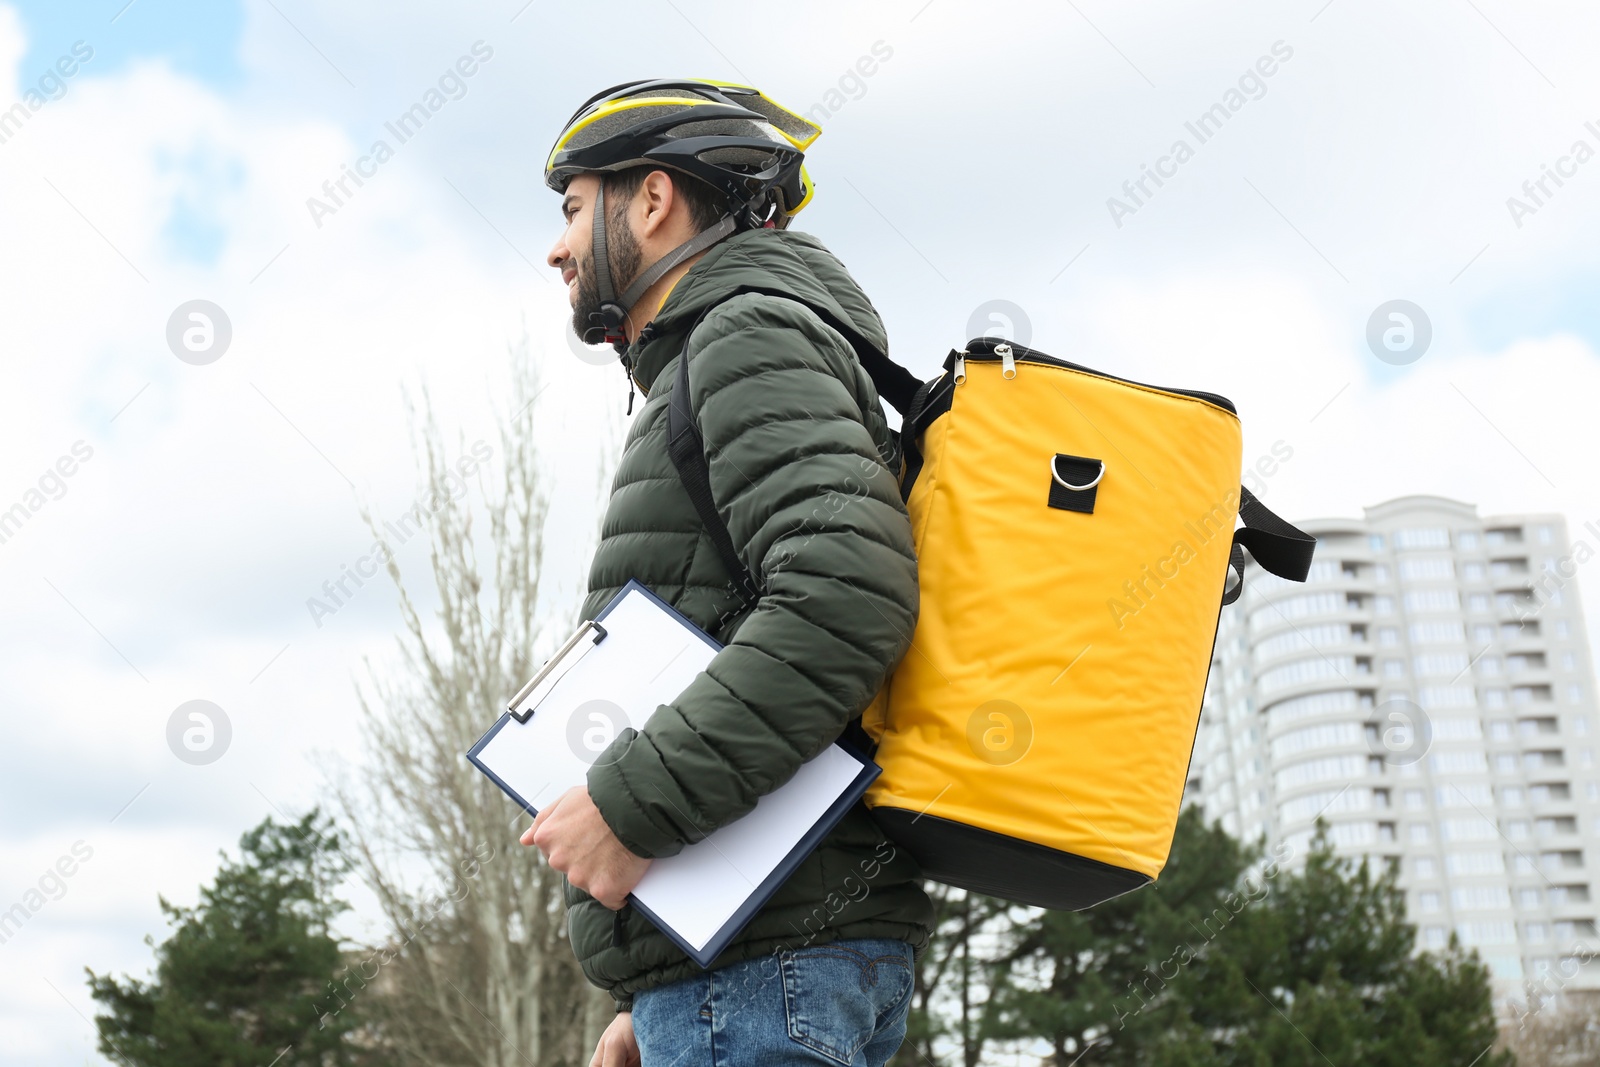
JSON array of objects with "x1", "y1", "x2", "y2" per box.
[{"x1": 86, "y1": 811, "x2": 388, "y2": 1067}]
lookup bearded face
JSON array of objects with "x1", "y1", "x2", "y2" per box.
[{"x1": 571, "y1": 186, "x2": 644, "y2": 345}]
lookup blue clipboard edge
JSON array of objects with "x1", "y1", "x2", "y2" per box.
[
  {"x1": 470, "y1": 578, "x2": 724, "y2": 818},
  {"x1": 465, "y1": 577, "x2": 883, "y2": 971},
  {"x1": 644, "y1": 743, "x2": 881, "y2": 969},
  {"x1": 467, "y1": 712, "x2": 543, "y2": 815},
  {"x1": 595, "y1": 578, "x2": 724, "y2": 652}
]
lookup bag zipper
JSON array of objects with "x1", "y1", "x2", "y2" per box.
[
  {"x1": 997, "y1": 342, "x2": 1017, "y2": 379},
  {"x1": 960, "y1": 338, "x2": 1237, "y2": 414}
]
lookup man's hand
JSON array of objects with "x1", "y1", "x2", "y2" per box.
[
  {"x1": 589, "y1": 1011, "x2": 640, "y2": 1067},
  {"x1": 521, "y1": 786, "x2": 650, "y2": 909}
]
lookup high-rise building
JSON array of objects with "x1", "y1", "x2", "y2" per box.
[{"x1": 1189, "y1": 494, "x2": 1600, "y2": 997}]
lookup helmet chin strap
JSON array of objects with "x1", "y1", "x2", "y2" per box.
[{"x1": 583, "y1": 177, "x2": 739, "y2": 355}]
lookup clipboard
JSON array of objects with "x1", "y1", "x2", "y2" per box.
[{"x1": 467, "y1": 579, "x2": 880, "y2": 969}]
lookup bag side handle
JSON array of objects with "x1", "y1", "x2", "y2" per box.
[{"x1": 1221, "y1": 486, "x2": 1318, "y2": 605}]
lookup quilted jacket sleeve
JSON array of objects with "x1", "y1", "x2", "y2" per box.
[{"x1": 585, "y1": 294, "x2": 918, "y2": 859}]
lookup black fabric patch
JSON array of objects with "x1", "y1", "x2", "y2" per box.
[{"x1": 1048, "y1": 453, "x2": 1102, "y2": 514}]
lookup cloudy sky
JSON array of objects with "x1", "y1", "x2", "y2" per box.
[{"x1": 3, "y1": 0, "x2": 1599, "y2": 1062}]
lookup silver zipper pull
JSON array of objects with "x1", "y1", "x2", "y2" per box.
[
  {"x1": 953, "y1": 351, "x2": 966, "y2": 384},
  {"x1": 996, "y1": 343, "x2": 1017, "y2": 379}
]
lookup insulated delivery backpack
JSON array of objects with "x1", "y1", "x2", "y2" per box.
[{"x1": 666, "y1": 287, "x2": 1317, "y2": 911}]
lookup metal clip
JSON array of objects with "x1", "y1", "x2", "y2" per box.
[{"x1": 507, "y1": 620, "x2": 608, "y2": 723}]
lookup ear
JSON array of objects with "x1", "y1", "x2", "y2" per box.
[{"x1": 636, "y1": 169, "x2": 678, "y2": 239}]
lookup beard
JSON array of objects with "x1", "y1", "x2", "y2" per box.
[{"x1": 572, "y1": 206, "x2": 644, "y2": 345}]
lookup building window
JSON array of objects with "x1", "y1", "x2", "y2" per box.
[
  {"x1": 1415, "y1": 856, "x2": 1437, "y2": 877},
  {"x1": 1463, "y1": 562, "x2": 1484, "y2": 581},
  {"x1": 1490, "y1": 719, "x2": 1513, "y2": 741},
  {"x1": 1496, "y1": 753, "x2": 1518, "y2": 773},
  {"x1": 1453, "y1": 886, "x2": 1512, "y2": 910},
  {"x1": 1405, "y1": 789, "x2": 1427, "y2": 810},
  {"x1": 1406, "y1": 590, "x2": 1461, "y2": 613},
  {"x1": 1469, "y1": 594, "x2": 1491, "y2": 613},
  {"x1": 1396, "y1": 528, "x2": 1451, "y2": 550},
  {"x1": 1458, "y1": 531, "x2": 1480, "y2": 550},
  {"x1": 1410, "y1": 823, "x2": 1433, "y2": 844},
  {"x1": 1375, "y1": 564, "x2": 1390, "y2": 583},
  {"x1": 1527, "y1": 922, "x2": 1549, "y2": 943},
  {"x1": 1502, "y1": 786, "x2": 1525, "y2": 806},
  {"x1": 1562, "y1": 652, "x2": 1577, "y2": 671},
  {"x1": 1401, "y1": 557, "x2": 1456, "y2": 581},
  {"x1": 1375, "y1": 596, "x2": 1394, "y2": 615},
  {"x1": 1379, "y1": 627, "x2": 1399, "y2": 646},
  {"x1": 1370, "y1": 534, "x2": 1386, "y2": 551},
  {"x1": 1486, "y1": 689, "x2": 1507, "y2": 708},
  {"x1": 1537, "y1": 524, "x2": 1554, "y2": 544},
  {"x1": 1417, "y1": 891, "x2": 1441, "y2": 913},
  {"x1": 1556, "y1": 621, "x2": 1571, "y2": 638},
  {"x1": 1423, "y1": 926, "x2": 1448, "y2": 948},
  {"x1": 1519, "y1": 888, "x2": 1542, "y2": 908},
  {"x1": 1524, "y1": 750, "x2": 1565, "y2": 771}
]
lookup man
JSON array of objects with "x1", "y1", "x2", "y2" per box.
[{"x1": 525, "y1": 79, "x2": 932, "y2": 1066}]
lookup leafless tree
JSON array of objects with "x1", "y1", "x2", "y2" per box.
[
  {"x1": 329, "y1": 335, "x2": 616, "y2": 1067},
  {"x1": 1502, "y1": 990, "x2": 1600, "y2": 1066}
]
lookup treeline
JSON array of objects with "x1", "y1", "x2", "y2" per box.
[{"x1": 87, "y1": 806, "x2": 1533, "y2": 1067}]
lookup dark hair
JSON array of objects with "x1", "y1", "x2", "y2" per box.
[{"x1": 603, "y1": 165, "x2": 729, "y2": 233}]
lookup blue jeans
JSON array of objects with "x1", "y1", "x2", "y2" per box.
[{"x1": 632, "y1": 938, "x2": 916, "y2": 1066}]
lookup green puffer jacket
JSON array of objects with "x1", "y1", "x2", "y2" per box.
[{"x1": 569, "y1": 224, "x2": 934, "y2": 1006}]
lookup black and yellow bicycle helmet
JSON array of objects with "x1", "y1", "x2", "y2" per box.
[{"x1": 546, "y1": 78, "x2": 821, "y2": 347}]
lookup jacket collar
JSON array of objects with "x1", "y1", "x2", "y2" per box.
[{"x1": 619, "y1": 227, "x2": 880, "y2": 397}]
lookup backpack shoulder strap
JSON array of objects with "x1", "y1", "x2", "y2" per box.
[
  {"x1": 1221, "y1": 487, "x2": 1318, "y2": 605},
  {"x1": 666, "y1": 309, "x2": 763, "y2": 611},
  {"x1": 664, "y1": 287, "x2": 923, "y2": 611},
  {"x1": 700, "y1": 284, "x2": 922, "y2": 415}
]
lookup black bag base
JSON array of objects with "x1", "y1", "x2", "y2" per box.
[{"x1": 871, "y1": 806, "x2": 1152, "y2": 911}]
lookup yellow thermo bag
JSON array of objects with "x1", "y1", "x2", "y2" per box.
[{"x1": 860, "y1": 338, "x2": 1315, "y2": 909}]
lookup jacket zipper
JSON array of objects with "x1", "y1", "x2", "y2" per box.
[{"x1": 961, "y1": 338, "x2": 1237, "y2": 414}]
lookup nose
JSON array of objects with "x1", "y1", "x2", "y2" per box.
[{"x1": 547, "y1": 233, "x2": 570, "y2": 272}]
